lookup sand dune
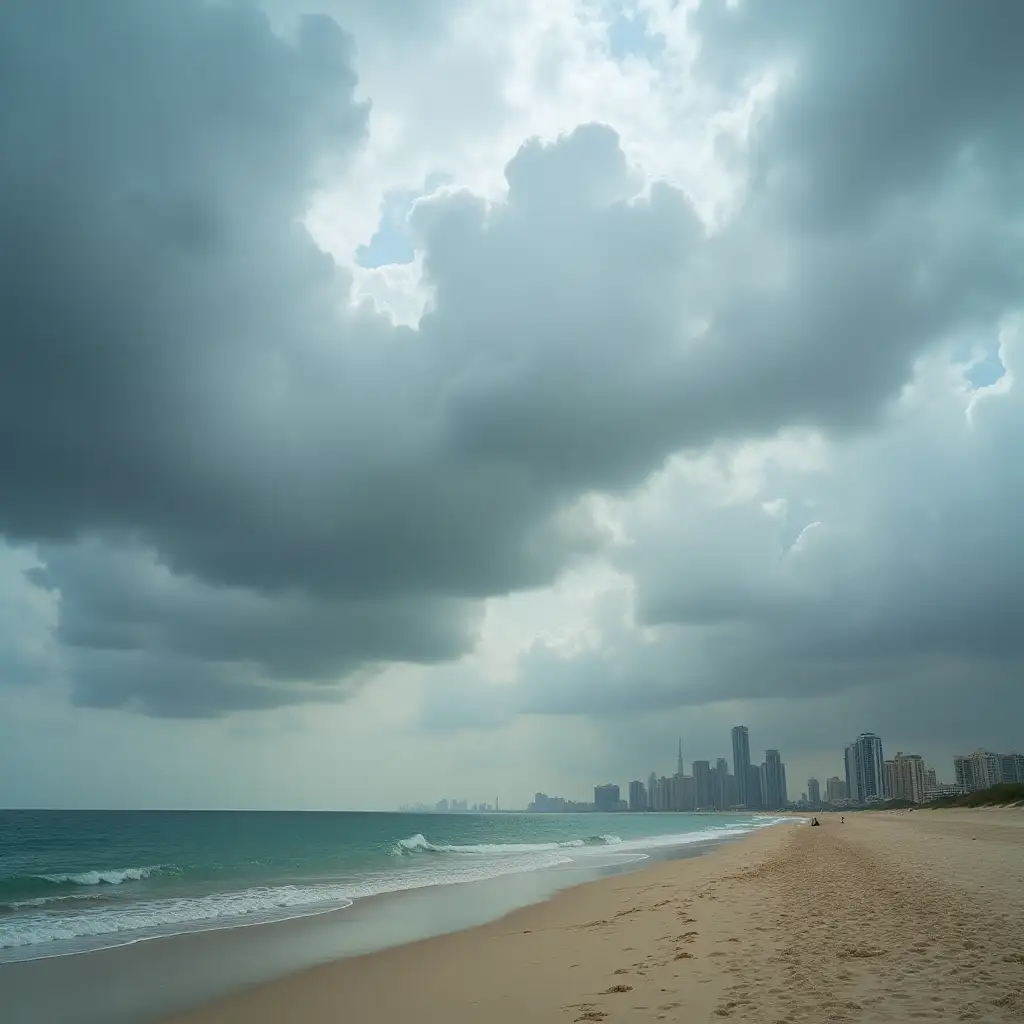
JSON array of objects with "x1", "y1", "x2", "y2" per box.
[{"x1": 164, "y1": 809, "x2": 1024, "y2": 1024}]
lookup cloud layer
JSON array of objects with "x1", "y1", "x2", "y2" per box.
[{"x1": 1, "y1": 0, "x2": 1022, "y2": 757}]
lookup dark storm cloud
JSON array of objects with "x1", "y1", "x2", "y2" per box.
[
  {"x1": 692, "y1": 0, "x2": 1024, "y2": 225},
  {"x1": 1, "y1": 1, "x2": 1022, "y2": 715}
]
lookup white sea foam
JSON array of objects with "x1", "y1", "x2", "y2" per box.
[
  {"x1": 393, "y1": 833, "x2": 624, "y2": 855},
  {"x1": 0, "y1": 851, "x2": 574, "y2": 956},
  {"x1": 35, "y1": 865, "x2": 172, "y2": 886}
]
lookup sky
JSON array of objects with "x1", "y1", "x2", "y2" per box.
[{"x1": 1, "y1": 0, "x2": 1022, "y2": 811}]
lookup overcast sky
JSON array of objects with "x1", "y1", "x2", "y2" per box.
[{"x1": 2, "y1": 0, "x2": 1022, "y2": 810}]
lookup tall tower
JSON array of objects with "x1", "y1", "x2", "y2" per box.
[
  {"x1": 846, "y1": 733, "x2": 885, "y2": 803},
  {"x1": 677, "y1": 737, "x2": 684, "y2": 778},
  {"x1": 855, "y1": 733, "x2": 884, "y2": 801},
  {"x1": 764, "y1": 749, "x2": 784, "y2": 809},
  {"x1": 732, "y1": 725, "x2": 751, "y2": 808}
]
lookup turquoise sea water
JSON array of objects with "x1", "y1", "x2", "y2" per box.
[{"x1": 0, "y1": 809, "x2": 777, "y2": 963}]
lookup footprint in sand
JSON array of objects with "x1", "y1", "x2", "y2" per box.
[{"x1": 601, "y1": 984, "x2": 633, "y2": 994}]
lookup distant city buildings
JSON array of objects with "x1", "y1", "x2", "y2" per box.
[
  {"x1": 398, "y1": 799, "x2": 497, "y2": 813},
  {"x1": 732, "y1": 726, "x2": 752, "y2": 808},
  {"x1": 693, "y1": 760, "x2": 713, "y2": 808},
  {"x1": 556, "y1": 726, "x2": 795, "y2": 814},
  {"x1": 825, "y1": 776, "x2": 847, "y2": 804},
  {"x1": 954, "y1": 750, "x2": 1024, "y2": 793},
  {"x1": 528, "y1": 793, "x2": 592, "y2": 813},
  {"x1": 887, "y1": 752, "x2": 927, "y2": 804},
  {"x1": 594, "y1": 783, "x2": 623, "y2": 812},
  {"x1": 845, "y1": 732, "x2": 886, "y2": 803},
  {"x1": 807, "y1": 777, "x2": 821, "y2": 806},
  {"x1": 761, "y1": 749, "x2": 788, "y2": 809},
  {"x1": 522, "y1": 729, "x2": 1019, "y2": 815},
  {"x1": 628, "y1": 780, "x2": 647, "y2": 811}
]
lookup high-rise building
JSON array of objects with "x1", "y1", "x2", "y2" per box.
[
  {"x1": 647, "y1": 771, "x2": 658, "y2": 810},
  {"x1": 628, "y1": 780, "x2": 647, "y2": 811},
  {"x1": 807, "y1": 777, "x2": 821, "y2": 806},
  {"x1": 680, "y1": 774, "x2": 696, "y2": 811},
  {"x1": 891, "y1": 752, "x2": 927, "y2": 804},
  {"x1": 844, "y1": 743, "x2": 859, "y2": 803},
  {"x1": 954, "y1": 750, "x2": 1007, "y2": 793},
  {"x1": 732, "y1": 726, "x2": 752, "y2": 807},
  {"x1": 826, "y1": 776, "x2": 847, "y2": 804},
  {"x1": 883, "y1": 759, "x2": 896, "y2": 800},
  {"x1": 762, "y1": 749, "x2": 786, "y2": 809},
  {"x1": 594, "y1": 783, "x2": 620, "y2": 812},
  {"x1": 999, "y1": 753, "x2": 1024, "y2": 784},
  {"x1": 677, "y1": 738, "x2": 685, "y2": 779},
  {"x1": 715, "y1": 758, "x2": 731, "y2": 810},
  {"x1": 925, "y1": 768, "x2": 938, "y2": 799},
  {"x1": 845, "y1": 733, "x2": 885, "y2": 803},
  {"x1": 692, "y1": 760, "x2": 714, "y2": 808},
  {"x1": 746, "y1": 764, "x2": 763, "y2": 809}
]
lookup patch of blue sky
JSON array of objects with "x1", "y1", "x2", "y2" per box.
[
  {"x1": 952, "y1": 339, "x2": 1007, "y2": 388},
  {"x1": 356, "y1": 172, "x2": 450, "y2": 269},
  {"x1": 965, "y1": 348, "x2": 1007, "y2": 388},
  {"x1": 606, "y1": 6, "x2": 665, "y2": 61}
]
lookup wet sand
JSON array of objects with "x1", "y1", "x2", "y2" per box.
[{"x1": 161, "y1": 809, "x2": 1024, "y2": 1024}]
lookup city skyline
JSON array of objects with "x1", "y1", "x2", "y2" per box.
[{"x1": 523, "y1": 731, "x2": 1022, "y2": 813}]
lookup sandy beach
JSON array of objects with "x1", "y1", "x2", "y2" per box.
[{"x1": 159, "y1": 809, "x2": 1024, "y2": 1024}]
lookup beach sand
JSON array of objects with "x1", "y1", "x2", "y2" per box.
[{"x1": 163, "y1": 809, "x2": 1024, "y2": 1024}]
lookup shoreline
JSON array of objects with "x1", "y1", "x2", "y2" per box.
[
  {"x1": 3, "y1": 819, "x2": 780, "y2": 1024},
  {"x1": 162, "y1": 808, "x2": 1024, "y2": 1024},
  {"x1": 0, "y1": 809, "x2": 772, "y2": 969}
]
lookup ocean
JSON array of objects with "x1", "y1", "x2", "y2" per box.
[{"x1": 0, "y1": 809, "x2": 777, "y2": 965}]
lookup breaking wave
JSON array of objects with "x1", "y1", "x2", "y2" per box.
[
  {"x1": 35, "y1": 865, "x2": 171, "y2": 886},
  {"x1": 393, "y1": 833, "x2": 623, "y2": 856}
]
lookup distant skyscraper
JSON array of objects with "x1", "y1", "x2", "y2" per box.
[
  {"x1": 826, "y1": 776, "x2": 847, "y2": 804},
  {"x1": 647, "y1": 771, "x2": 658, "y2": 810},
  {"x1": 1001, "y1": 754, "x2": 1024, "y2": 784},
  {"x1": 826, "y1": 775, "x2": 847, "y2": 804},
  {"x1": 891, "y1": 752, "x2": 927, "y2": 804},
  {"x1": 677, "y1": 738, "x2": 684, "y2": 778},
  {"x1": 763, "y1": 750, "x2": 786, "y2": 809},
  {"x1": 715, "y1": 758, "x2": 730, "y2": 810},
  {"x1": 807, "y1": 777, "x2": 820, "y2": 806},
  {"x1": 844, "y1": 743, "x2": 859, "y2": 803},
  {"x1": 746, "y1": 764, "x2": 763, "y2": 810},
  {"x1": 594, "y1": 783, "x2": 620, "y2": 812},
  {"x1": 884, "y1": 759, "x2": 896, "y2": 800},
  {"x1": 954, "y1": 750, "x2": 1003, "y2": 793},
  {"x1": 679, "y1": 774, "x2": 696, "y2": 811},
  {"x1": 628, "y1": 780, "x2": 647, "y2": 811},
  {"x1": 732, "y1": 726, "x2": 751, "y2": 807},
  {"x1": 692, "y1": 760, "x2": 713, "y2": 808},
  {"x1": 846, "y1": 733, "x2": 885, "y2": 802}
]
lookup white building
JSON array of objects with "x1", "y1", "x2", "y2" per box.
[{"x1": 954, "y1": 750, "x2": 1003, "y2": 793}]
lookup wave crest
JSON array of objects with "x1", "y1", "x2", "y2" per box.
[
  {"x1": 392, "y1": 833, "x2": 622, "y2": 856},
  {"x1": 35, "y1": 865, "x2": 172, "y2": 886}
]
